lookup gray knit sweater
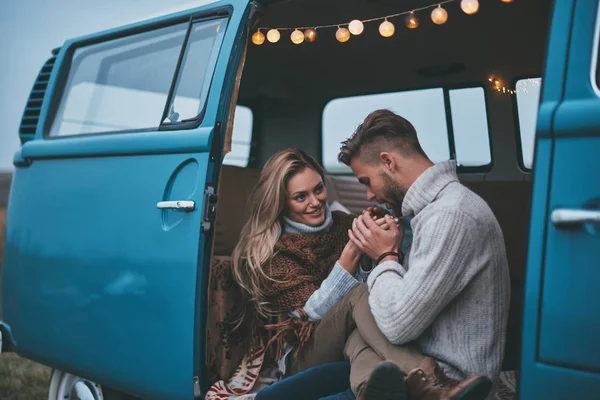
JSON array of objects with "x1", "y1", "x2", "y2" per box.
[{"x1": 367, "y1": 160, "x2": 510, "y2": 384}]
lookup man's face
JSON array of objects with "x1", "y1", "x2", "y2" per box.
[{"x1": 350, "y1": 157, "x2": 407, "y2": 215}]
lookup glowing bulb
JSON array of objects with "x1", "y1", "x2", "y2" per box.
[
  {"x1": 267, "y1": 29, "x2": 280, "y2": 43},
  {"x1": 349, "y1": 19, "x2": 364, "y2": 35},
  {"x1": 430, "y1": 5, "x2": 448, "y2": 25},
  {"x1": 501, "y1": 0, "x2": 513, "y2": 2},
  {"x1": 461, "y1": 0, "x2": 479, "y2": 15},
  {"x1": 291, "y1": 29, "x2": 304, "y2": 44},
  {"x1": 336, "y1": 27, "x2": 350, "y2": 43},
  {"x1": 379, "y1": 19, "x2": 395, "y2": 37},
  {"x1": 304, "y1": 29, "x2": 317, "y2": 43},
  {"x1": 251, "y1": 30, "x2": 265, "y2": 45},
  {"x1": 405, "y1": 12, "x2": 419, "y2": 29}
]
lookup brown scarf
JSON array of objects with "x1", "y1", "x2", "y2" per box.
[{"x1": 260, "y1": 211, "x2": 354, "y2": 358}]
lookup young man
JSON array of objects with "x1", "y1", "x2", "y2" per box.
[{"x1": 339, "y1": 109, "x2": 511, "y2": 400}]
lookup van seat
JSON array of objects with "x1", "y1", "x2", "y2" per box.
[
  {"x1": 213, "y1": 165, "x2": 261, "y2": 256},
  {"x1": 325, "y1": 174, "x2": 378, "y2": 215}
]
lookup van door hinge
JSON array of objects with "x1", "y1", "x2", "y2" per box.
[
  {"x1": 193, "y1": 376, "x2": 202, "y2": 399},
  {"x1": 202, "y1": 186, "x2": 218, "y2": 232}
]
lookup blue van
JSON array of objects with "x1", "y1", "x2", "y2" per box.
[{"x1": 1, "y1": 0, "x2": 599, "y2": 399}]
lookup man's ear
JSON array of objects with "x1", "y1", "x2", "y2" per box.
[{"x1": 379, "y1": 152, "x2": 395, "y2": 173}]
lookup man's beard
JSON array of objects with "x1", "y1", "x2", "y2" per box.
[{"x1": 380, "y1": 171, "x2": 406, "y2": 216}]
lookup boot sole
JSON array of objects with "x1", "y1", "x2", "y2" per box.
[
  {"x1": 362, "y1": 362, "x2": 408, "y2": 400},
  {"x1": 452, "y1": 376, "x2": 493, "y2": 400}
]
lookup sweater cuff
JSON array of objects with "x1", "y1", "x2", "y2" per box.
[
  {"x1": 367, "y1": 260, "x2": 407, "y2": 291},
  {"x1": 329, "y1": 262, "x2": 361, "y2": 297}
]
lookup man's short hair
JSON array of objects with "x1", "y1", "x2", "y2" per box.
[{"x1": 338, "y1": 109, "x2": 428, "y2": 166}]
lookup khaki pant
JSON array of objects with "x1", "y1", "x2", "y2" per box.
[{"x1": 288, "y1": 284, "x2": 424, "y2": 393}]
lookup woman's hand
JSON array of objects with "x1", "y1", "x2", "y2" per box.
[{"x1": 339, "y1": 239, "x2": 362, "y2": 276}]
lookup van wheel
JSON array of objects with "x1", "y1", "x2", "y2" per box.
[
  {"x1": 48, "y1": 369, "x2": 104, "y2": 400},
  {"x1": 48, "y1": 369, "x2": 138, "y2": 400}
]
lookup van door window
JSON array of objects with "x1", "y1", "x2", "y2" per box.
[
  {"x1": 223, "y1": 105, "x2": 253, "y2": 167},
  {"x1": 515, "y1": 78, "x2": 542, "y2": 169},
  {"x1": 49, "y1": 17, "x2": 227, "y2": 137},
  {"x1": 449, "y1": 87, "x2": 492, "y2": 167}
]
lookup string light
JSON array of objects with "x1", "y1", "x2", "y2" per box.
[
  {"x1": 266, "y1": 29, "x2": 280, "y2": 43},
  {"x1": 488, "y1": 76, "x2": 540, "y2": 95},
  {"x1": 501, "y1": 0, "x2": 514, "y2": 2},
  {"x1": 304, "y1": 29, "x2": 317, "y2": 43},
  {"x1": 251, "y1": 30, "x2": 265, "y2": 45},
  {"x1": 405, "y1": 12, "x2": 419, "y2": 29},
  {"x1": 461, "y1": 0, "x2": 480, "y2": 14},
  {"x1": 253, "y1": 0, "x2": 480, "y2": 45},
  {"x1": 349, "y1": 19, "x2": 364, "y2": 35},
  {"x1": 379, "y1": 18, "x2": 395, "y2": 37},
  {"x1": 431, "y1": 5, "x2": 449, "y2": 25},
  {"x1": 336, "y1": 26, "x2": 351, "y2": 42},
  {"x1": 291, "y1": 29, "x2": 304, "y2": 44}
]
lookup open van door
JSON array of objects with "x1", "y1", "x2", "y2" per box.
[
  {"x1": 521, "y1": 0, "x2": 600, "y2": 398},
  {"x1": 0, "y1": 1, "x2": 254, "y2": 399}
]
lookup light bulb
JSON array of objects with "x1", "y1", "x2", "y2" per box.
[
  {"x1": 267, "y1": 29, "x2": 280, "y2": 43},
  {"x1": 349, "y1": 19, "x2": 364, "y2": 35},
  {"x1": 379, "y1": 19, "x2": 395, "y2": 37},
  {"x1": 304, "y1": 29, "x2": 317, "y2": 43},
  {"x1": 336, "y1": 27, "x2": 350, "y2": 43},
  {"x1": 405, "y1": 12, "x2": 419, "y2": 29},
  {"x1": 461, "y1": 0, "x2": 480, "y2": 15},
  {"x1": 291, "y1": 29, "x2": 304, "y2": 44},
  {"x1": 251, "y1": 30, "x2": 265, "y2": 45},
  {"x1": 431, "y1": 5, "x2": 448, "y2": 25},
  {"x1": 501, "y1": 0, "x2": 513, "y2": 2}
]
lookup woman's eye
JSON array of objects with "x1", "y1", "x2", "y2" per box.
[
  {"x1": 315, "y1": 185, "x2": 324, "y2": 194},
  {"x1": 295, "y1": 195, "x2": 306, "y2": 202}
]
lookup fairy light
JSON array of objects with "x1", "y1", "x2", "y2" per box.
[
  {"x1": 461, "y1": 0, "x2": 480, "y2": 15},
  {"x1": 431, "y1": 5, "x2": 449, "y2": 24},
  {"x1": 488, "y1": 76, "x2": 540, "y2": 95},
  {"x1": 349, "y1": 19, "x2": 364, "y2": 35},
  {"x1": 252, "y1": 0, "x2": 460, "y2": 45},
  {"x1": 405, "y1": 12, "x2": 419, "y2": 29}
]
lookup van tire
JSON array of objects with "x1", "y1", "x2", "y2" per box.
[{"x1": 48, "y1": 369, "x2": 138, "y2": 400}]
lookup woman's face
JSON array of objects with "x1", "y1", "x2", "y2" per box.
[{"x1": 286, "y1": 167, "x2": 328, "y2": 226}]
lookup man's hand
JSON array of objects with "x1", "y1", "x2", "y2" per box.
[
  {"x1": 349, "y1": 211, "x2": 403, "y2": 262},
  {"x1": 363, "y1": 206, "x2": 389, "y2": 220}
]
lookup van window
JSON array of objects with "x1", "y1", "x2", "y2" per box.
[
  {"x1": 449, "y1": 87, "x2": 491, "y2": 167},
  {"x1": 515, "y1": 78, "x2": 542, "y2": 169},
  {"x1": 49, "y1": 18, "x2": 227, "y2": 137},
  {"x1": 322, "y1": 89, "x2": 450, "y2": 173},
  {"x1": 223, "y1": 106, "x2": 253, "y2": 167},
  {"x1": 322, "y1": 86, "x2": 491, "y2": 173}
]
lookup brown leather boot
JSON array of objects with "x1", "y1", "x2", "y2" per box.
[
  {"x1": 406, "y1": 358, "x2": 492, "y2": 400},
  {"x1": 356, "y1": 361, "x2": 409, "y2": 400}
]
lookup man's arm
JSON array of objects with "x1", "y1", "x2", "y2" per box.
[{"x1": 367, "y1": 209, "x2": 482, "y2": 344}]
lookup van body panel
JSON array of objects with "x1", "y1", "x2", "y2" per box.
[
  {"x1": 0, "y1": 0, "x2": 252, "y2": 398},
  {"x1": 521, "y1": 0, "x2": 600, "y2": 397}
]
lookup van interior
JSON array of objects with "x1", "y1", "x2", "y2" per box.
[{"x1": 208, "y1": 0, "x2": 552, "y2": 396}]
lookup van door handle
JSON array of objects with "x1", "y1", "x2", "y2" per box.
[
  {"x1": 551, "y1": 208, "x2": 600, "y2": 228},
  {"x1": 156, "y1": 200, "x2": 196, "y2": 211}
]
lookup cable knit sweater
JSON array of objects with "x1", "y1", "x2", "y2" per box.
[{"x1": 367, "y1": 160, "x2": 510, "y2": 386}]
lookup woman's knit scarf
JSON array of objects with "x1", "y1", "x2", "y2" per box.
[{"x1": 260, "y1": 211, "x2": 354, "y2": 359}]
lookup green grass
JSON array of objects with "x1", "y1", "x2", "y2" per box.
[{"x1": 0, "y1": 353, "x2": 51, "y2": 400}]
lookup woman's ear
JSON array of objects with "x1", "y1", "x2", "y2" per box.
[{"x1": 379, "y1": 152, "x2": 395, "y2": 172}]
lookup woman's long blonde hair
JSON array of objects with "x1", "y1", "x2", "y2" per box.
[{"x1": 232, "y1": 148, "x2": 325, "y2": 319}]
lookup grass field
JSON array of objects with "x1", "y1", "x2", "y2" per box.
[{"x1": 0, "y1": 353, "x2": 51, "y2": 400}]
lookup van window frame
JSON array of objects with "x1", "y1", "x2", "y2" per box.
[
  {"x1": 319, "y1": 81, "x2": 494, "y2": 174},
  {"x1": 43, "y1": 6, "x2": 232, "y2": 140},
  {"x1": 512, "y1": 75, "x2": 542, "y2": 172}
]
